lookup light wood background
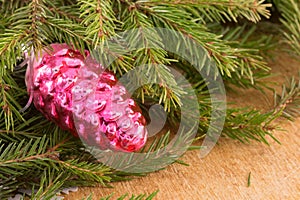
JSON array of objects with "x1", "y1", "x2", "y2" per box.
[{"x1": 64, "y1": 51, "x2": 300, "y2": 200}]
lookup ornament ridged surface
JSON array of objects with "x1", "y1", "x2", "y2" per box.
[{"x1": 26, "y1": 44, "x2": 147, "y2": 152}]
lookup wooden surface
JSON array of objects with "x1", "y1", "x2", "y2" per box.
[{"x1": 65, "y1": 52, "x2": 300, "y2": 200}]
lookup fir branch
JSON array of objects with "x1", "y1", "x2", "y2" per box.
[
  {"x1": 119, "y1": 4, "x2": 186, "y2": 110},
  {"x1": 277, "y1": 0, "x2": 300, "y2": 56},
  {"x1": 79, "y1": 0, "x2": 118, "y2": 48},
  {"x1": 274, "y1": 72, "x2": 300, "y2": 119},
  {"x1": 222, "y1": 108, "x2": 280, "y2": 144},
  {"x1": 0, "y1": 0, "x2": 48, "y2": 75},
  {"x1": 0, "y1": 13, "x2": 7, "y2": 33},
  {"x1": 0, "y1": 73, "x2": 27, "y2": 131},
  {"x1": 135, "y1": 3, "x2": 270, "y2": 82},
  {"x1": 47, "y1": 2, "x2": 83, "y2": 23},
  {"x1": 166, "y1": 72, "x2": 281, "y2": 144},
  {"x1": 0, "y1": 1, "x2": 296, "y2": 198},
  {"x1": 102, "y1": 190, "x2": 159, "y2": 200},
  {"x1": 0, "y1": 178, "x2": 23, "y2": 199},
  {"x1": 56, "y1": 159, "x2": 111, "y2": 185},
  {"x1": 0, "y1": 136, "x2": 53, "y2": 173},
  {"x1": 42, "y1": 17, "x2": 87, "y2": 52},
  {"x1": 0, "y1": 29, "x2": 27, "y2": 75},
  {"x1": 213, "y1": 24, "x2": 276, "y2": 89},
  {"x1": 154, "y1": 67, "x2": 280, "y2": 144},
  {"x1": 142, "y1": 0, "x2": 272, "y2": 23},
  {"x1": 210, "y1": 23, "x2": 277, "y2": 55},
  {"x1": 0, "y1": 0, "x2": 29, "y2": 14},
  {"x1": 90, "y1": 126, "x2": 197, "y2": 173},
  {"x1": 81, "y1": 190, "x2": 159, "y2": 200},
  {"x1": 0, "y1": 132, "x2": 114, "y2": 198},
  {"x1": 31, "y1": 169, "x2": 70, "y2": 200}
]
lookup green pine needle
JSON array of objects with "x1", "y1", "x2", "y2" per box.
[{"x1": 0, "y1": 0, "x2": 298, "y2": 198}]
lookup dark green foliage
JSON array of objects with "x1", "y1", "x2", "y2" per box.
[
  {"x1": 277, "y1": 0, "x2": 300, "y2": 56},
  {"x1": 274, "y1": 72, "x2": 300, "y2": 119},
  {"x1": 100, "y1": 190, "x2": 158, "y2": 200},
  {"x1": 0, "y1": 0, "x2": 299, "y2": 198}
]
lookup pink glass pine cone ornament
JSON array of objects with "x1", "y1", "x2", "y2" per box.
[{"x1": 25, "y1": 43, "x2": 147, "y2": 152}]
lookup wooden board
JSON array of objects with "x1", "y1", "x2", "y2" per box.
[{"x1": 64, "y1": 51, "x2": 300, "y2": 200}]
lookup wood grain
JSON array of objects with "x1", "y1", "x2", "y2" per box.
[{"x1": 64, "y1": 51, "x2": 300, "y2": 200}]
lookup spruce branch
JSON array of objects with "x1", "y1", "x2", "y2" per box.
[
  {"x1": 0, "y1": 0, "x2": 48, "y2": 75},
  {"x1": 0, "y1": 133, "x2": 114, "y2": 198},
  {"x1": 88, "y1": 126, "x2": 197, "y2": 174},
  {"x1": 0, "y1": 73, "x2": 27, "y2": 131},
  {"x1": 81, "y1": 190, "x2": 158, "y2": 200},
  {"x1": 222, "y1": 108, "x2": 280, "y2": 144},
  {"x1": 155, "y1": 65, "x2": 279, "y2": 145},
  {"x1": 0, "y1": 0, "x2": 28, "y2": 14},
  {"x1": 56, "y1": 159, "x2": 111, "y2": 185},
  {"x1": 30, "y1": 169, "x2": 70, "y2": 200},
  {"x1": 119, "y1": 4, "x2": 185, "y2": 110},
  {"x1": 47, "y1": 1, "x2": 83, "y2": 23},
  {"x1": 0, "y1": 136, "x2": 55, "y2": 177},
  {"x1": 135, "y1": 3, "x2": 270, "y2": 82},
  {"x1": 212, "y1": 23, "x2": 277, "y2": 89},
  {"x1": 79, "y1": 0, "x2": 118, "y2": 48},
  {"x1": 142, "y1": 0, "x2": 272, "y2": 23},
  {"x1": 274, "y1": 72, "x2": 300, "y2": 119},
  {"x1": 0, "y1": 0, "x2": 297, "y2": 198},
  {"x1": 277, "y1": 0, "x2": 300, "y2": 56}
]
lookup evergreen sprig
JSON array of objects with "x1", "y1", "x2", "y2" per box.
[
  {"x1": 277, "y1": 0, "x2": 300, "y2": 56},
  {"x1": 79, "y1": 0, "x2": 118, "y2": 48},
  {"x1": 83, "y1": 190, "x2": 158, "y2": 200},
  {"x1": 0, "y1": 72, "x2": 27, "y2": 131},
  {"x1": 274, "y1": 72, "x2": 300, "y2": 119},
  {"x1": 0, "y1": 0, "x2": 299, "y2": 199},
  {"x1": 212, "y1": 23, "x2": 276, "y2": 88},
  {"x1": 0, "y1": 133, "x2": 113, "y2": 198},
  {"x1": 143, "y1": 0, "x2": 272, "y2": 23},
  {"x1": 222, "y1": 108, "x2": 281, "y2": 144},
  {"x1": 130, "y1": 1, "x2": 271, "y2": 80}
]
